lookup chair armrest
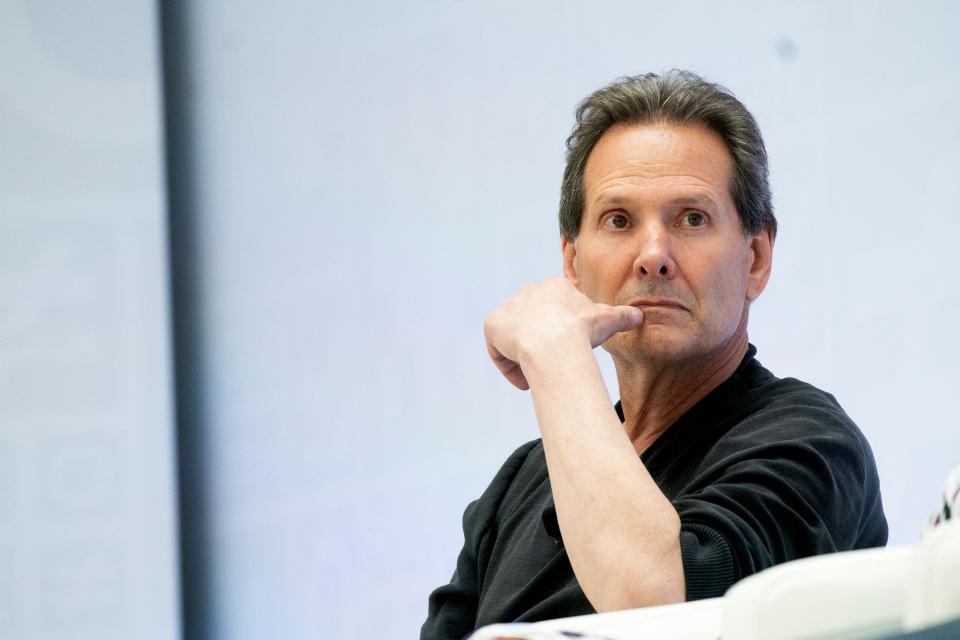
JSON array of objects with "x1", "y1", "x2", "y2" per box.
[{"x1": 723, "y1": 546, "x2": 915, "y2": 640}]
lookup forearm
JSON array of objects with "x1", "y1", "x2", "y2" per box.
[{"x1": 519, "y1": 336, "x2": 685, "y2": 611}]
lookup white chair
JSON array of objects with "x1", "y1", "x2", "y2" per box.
[
  {"x1": 904, "y1": 519, "x2": 960, "y2": 632},
  {"x1": 722, "y1": 545, "x2": 915, "y2": 640}
]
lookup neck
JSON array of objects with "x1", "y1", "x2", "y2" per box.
[{"x1": 615, "y1": 319, "x2": 750, "y2": 455}]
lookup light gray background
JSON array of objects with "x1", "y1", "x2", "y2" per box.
[
  {"x1": 0, "y1": 1, "x2": 179, "y2": 639},
  {"x1": 175, "y1": 2, "x2": 960, "y2": 638},
  {"x1": 5, "y1": 1, "x2": 960, "y2": 639}
]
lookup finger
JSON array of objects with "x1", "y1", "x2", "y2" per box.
[
  {"x1": 486, "y1": 343, "x2": 531, "y2": 391},
  {"x1": 590, "y1": 305, "x2": 643, "y2": 347},
  {"x1": 501, "y1": 363, "x2": 530, "y2": 391}
]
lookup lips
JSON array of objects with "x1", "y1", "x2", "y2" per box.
[{"x1": 628, "y1": 298, "x2": 688, "y2": 311}]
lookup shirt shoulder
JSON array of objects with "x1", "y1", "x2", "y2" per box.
[{"x1": 725, "y1": 365, "x2": 873, "y2": 464}]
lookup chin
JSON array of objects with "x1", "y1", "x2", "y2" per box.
[{"x1": 602, "y1": 325, "x2": 695, "y2": 363}]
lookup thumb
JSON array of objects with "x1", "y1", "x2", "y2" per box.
[{"x1": 589, "y1": 304, "x2": 643, "y2": 347}]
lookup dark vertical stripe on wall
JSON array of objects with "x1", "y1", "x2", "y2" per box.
[{"x1": 157, "y1": 1, "x2": 210, "y2": 638}]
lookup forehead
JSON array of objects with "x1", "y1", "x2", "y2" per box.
[{"x1": 582, "y1": 122, "x2": 735, "y2": 208}]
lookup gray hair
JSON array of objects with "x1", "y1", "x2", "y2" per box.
[{"x1": 559, "y1": 70, "x2": 777, "y2": 240}]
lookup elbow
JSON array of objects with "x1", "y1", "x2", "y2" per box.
[
  {"x1": 593, "y1": 540, "x2": 686, "y2": 612},
  {"x1": 595, "y1": 578, "x2": 685, "y2": 613}
]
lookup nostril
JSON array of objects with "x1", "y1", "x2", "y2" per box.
[
  {"x1": 639, "y1": 266, "x2": 648, "y2": 275},
  {"x1": 659, "y1": 265, "x2": 668, "y2": 275}
]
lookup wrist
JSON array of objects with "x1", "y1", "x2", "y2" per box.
[{"x1": 517, "y1": 329, "x2": 595, "y2": 384}]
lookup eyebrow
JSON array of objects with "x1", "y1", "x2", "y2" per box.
[{"x1": 592, "y1": 193, "x2": 719, "y2": 209}]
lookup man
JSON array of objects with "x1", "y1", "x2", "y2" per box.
[{"x1": 420, "y1": 70, "x2": 887, "y2": 640}]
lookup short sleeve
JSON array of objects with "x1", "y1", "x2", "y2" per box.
[{"x1": 673, "y1": 402, "x2": 887, "y2": 600}]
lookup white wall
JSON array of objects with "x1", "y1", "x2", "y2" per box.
[
  {"x1": 0, "y1": 2, "x2": 180, "y2": 639},
  {"x1": 175, "y1": 1, "x2": 960, "y2": 638}
]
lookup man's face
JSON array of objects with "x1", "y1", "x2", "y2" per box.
[{"x1": 562, "y1": 122, "x2": 773, "y2": 364}]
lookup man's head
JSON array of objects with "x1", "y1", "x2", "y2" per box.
[
  {"x1": 559, "y1": 70, "x2": 776, "y2": 241},
  {"x1": 559, "y1": 72, "x2": 775, "y2": 365}
]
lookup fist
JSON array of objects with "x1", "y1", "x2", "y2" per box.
[{"x1": 483, "y1": 277, "x2": 643, "y2": 390}]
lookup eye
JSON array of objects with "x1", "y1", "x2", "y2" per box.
[
  {"x1": 603, "y1": 213, "x2": 631, "y2": 229},
  {"x1": 680, "y1": 211, "x2": 707, "y2": 227}
]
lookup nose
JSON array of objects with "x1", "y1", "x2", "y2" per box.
[{"x1": 632, "y1": 224, "x2": 677, "y2": 279}]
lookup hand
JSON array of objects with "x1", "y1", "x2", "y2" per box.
[{"x1": 483, "y1": 276, "x2": 643, "y2": 390}]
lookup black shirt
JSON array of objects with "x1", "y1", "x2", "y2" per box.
[{"x1": 421, "y1": 346, "x2": 888, "y2": 640}]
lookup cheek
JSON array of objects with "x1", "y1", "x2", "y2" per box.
[
  {"x1": 697, "y1": 253, "x2": 750, "y2": 314},
  {"x1": 576, "y1": 247, "x2": 632, "y2": 301}
]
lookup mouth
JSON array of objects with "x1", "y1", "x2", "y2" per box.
[{"x1": 627, "y1": 298, "x2": 688, "y2": 312}]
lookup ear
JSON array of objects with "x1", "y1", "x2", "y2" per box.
[
  {"x1": 745, "y1": 228, "x2": 774, "y2": 301},
  {"x1": 561, "y1": 235, "x2": 578, "y2": 285}
]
